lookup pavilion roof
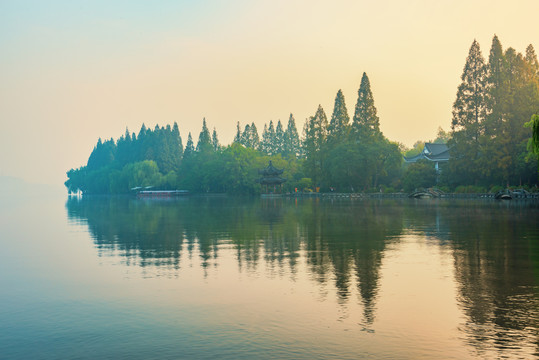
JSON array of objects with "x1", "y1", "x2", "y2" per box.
[
  {"x1": 404, "y1": 142, "x2": 450, "y2": 163},
  {"x1": 258, "y1": 161, "x2": 284, "y2": 176}
]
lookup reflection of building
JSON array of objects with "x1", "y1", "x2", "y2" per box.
[
  {"x1": 404, "y1": 143, "x2": 450, "y2": 172},
  {"x1": 257, "y1": 161, "x2": 286, "y2": 194}
]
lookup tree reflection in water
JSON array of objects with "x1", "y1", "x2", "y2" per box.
[{"x1": 66, "y1": 196, "x2": 539, "y2": 356}]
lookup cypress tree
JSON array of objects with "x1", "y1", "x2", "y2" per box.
[
  {"x1": 234, "y1": 122, "x2": 241, "y2": 143},
  {"x1": 328, "y1": 89, "x2": 350, "y2": 142},
  {"x1": 285, "y1": 113, "x2": 300, "y2": 158},
  {"x1": 124, "y1": 127, "x2": 131, "y2": 142},
  {"x1": 184, "y1": 133, "x2": 195, "y2": 159},
  {"x1": 172, "y1": 122, "x2": 183, "y2": 157},
  {"x1": 353, "y1": 73, "x2": 380, "y2": 140},
  {"x1": 485, "y1": 35, "x2": 505, "y2": 136},
  {"x1": 451, "y1": 40, "x2": 487, "y2": 141},
  {"x1": 241, "y1": 124, "x2": 251, "y2": 147},
  {"x1": 303, "y1": 105, "x2": 328, "y2": 185},
  {"x1": 500, "y1": 47, "x2": 539, "y2": 183},
  {"x1": 196, "y1": 118, "x2": 212, "y2": 152},
  {"x1": 138, "y1": 123, "x2": 147, "y2": 139},
  {"x1": 137, "y1": 123, "x2": 149, "y2": 161},
  {"x1": 261, "y1": 124, "x2": 269, "y2": 153},
  {"x1": 250, "y1": 122, "x2": 260, "y2": 150},
  {"x1": 268, "y1": 120, "x2": 276, "y2": 154},
  {"x1": 275, "y1": 120, "x2": 285, "y2": 154},
  {"x1": 525, "y1": 44, "x2": 539, "y2": 75},
  {"x1": 450, "y1": 39, "x2": 488, "y2": 185},
  {"x1": 171, "y1": 122, "x2": 183, "y2": 169},
  {"x1": 261, "y1": 121, "x2": 276, "y2": 155},
  {"x1": 116, "y1": 127, "x2": 132, "y2": 166},
  {"x1": 212, "y1": 127, "x2": 220, "y2": 151}
]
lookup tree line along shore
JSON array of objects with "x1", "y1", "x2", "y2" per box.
[{"x1": 65, "y1": 35, "x2": 539, "y2": 196}]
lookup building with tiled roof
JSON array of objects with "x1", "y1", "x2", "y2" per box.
[{"x1": 404, "y1": 143, "x2": 450, "y2": 172}]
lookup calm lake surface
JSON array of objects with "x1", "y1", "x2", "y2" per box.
[{"x1": 1, "y1": 192, "x2": 538, "y2": 359}]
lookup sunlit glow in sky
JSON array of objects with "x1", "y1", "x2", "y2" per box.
[{"x1": 1, "y1": 0, "x2": 538, "y2": 184}]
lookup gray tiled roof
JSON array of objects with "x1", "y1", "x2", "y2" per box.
[{"x1": 404, "y1": 142, "x2": 450, "y2": 163}]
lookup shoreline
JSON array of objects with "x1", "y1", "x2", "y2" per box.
[{"x1": 283, "y1": 192, "x2": 539, "y2": 200}]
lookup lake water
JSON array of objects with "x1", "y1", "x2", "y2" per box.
[{"x1": 1, "y1": 192, "x2": 538, "y2": 359}]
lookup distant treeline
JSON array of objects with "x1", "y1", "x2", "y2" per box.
[{"x1": 65, "y1": 35, "x2": 539, "y2": 195}]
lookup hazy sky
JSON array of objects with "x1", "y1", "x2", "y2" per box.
[{"x1": 1, "y1": 0, "x2": 538, "y2": 185}]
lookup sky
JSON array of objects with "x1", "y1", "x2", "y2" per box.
[{"x1": 1, "y1": 0, "x2": 539, "y2": 185}]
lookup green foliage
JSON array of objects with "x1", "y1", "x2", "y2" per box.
[
  {"x1": 452, "y1": 40, "x2": 487, "y2": 138},
  {"x1": 67, "y1": 37, "x2": 537, "y2": 196},
  {"x1": 353, "y1": 72, "x2": 380, "y2": 140},
  {"x1": 183, "y1": 133, "x2": 195, "y2": 159},
  {"x1": 328, "y1": 89, "x2": 350, "y2": 143},
  {"x1": 87, "y1": 138, "x2": 116, "y2": 171},
  {"x1": 297, "y1": 177, "x2": 313, "y2": 191},
  {"x1": 283, "y1": 114, "x2": 301, "y2": 158},
  {"x1": 274, "y1": 120, "x2": 285, "y2": 154},
  {"x1": 489, "y1": 185, "x2": 504, "y2": 193},
  {"x1": 260, "y1": 121, "x2": 277, "y2": 155},
  {"x1": 66, "y1": 123, "x2": 184, "y2": 194},
  {"x1": 402, "y1": 160, "x2": 437, "y2": 192},
  {"x1": 302, "y1": 105, "x2": 328, "y2": 186},
  {"x1": 234, "y1": 122, "x2": 241, "y2": 143},
  {"x1": 196, "y1": 118, "x2": 212, "y2": 153},
  {"x1": 404, "y1": 141, "x2": 425, "y2": 158},
  {"x1": 454, "y1": 185, "x2": 487, "y2": 193},
  {"x1": 65, "y1": 160, "x2": 165, "y2": 195},
  {"x1": 211, "y1": 127, "x2": 220, "y2": 151},
  {"x1": 240, "y1": 123, "x2": 260, "y2": 149},
  {"x1": 447, "y1": 36, "x2": 539, "y2": 187},
  {"x1": 526, "y1": 114, "x2": 539, "y2": 154}
]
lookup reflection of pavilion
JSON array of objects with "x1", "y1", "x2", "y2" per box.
[{"x1": 257, "y1": 161, "x2": 286, "y2": 194}]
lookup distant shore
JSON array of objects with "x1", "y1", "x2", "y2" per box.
[{"x1": 283, "y1": 192, "x2": 539, "y2": 200}]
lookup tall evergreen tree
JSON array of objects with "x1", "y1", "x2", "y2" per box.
[
  {"x1": 116, "y1": 127, "x2": 132, "y2": 166},
  {"x1": 87, "y1": 137, "x2": 116, "y2": 171},
  {"x1": 234, "y1": 122, "x2": 241, "y2": 143},
  {"x1": 260, "y1": 124, "x2": 269, "y2": 153},
  {"x1": 303, "y1": 105, "x2": 328, "y2": 185},
  {"x1": 284, "y1": 113, "x2": 300, "y2": 158},
  {"x1": 267, "y1": 120, "x2": 276, "y2": 154},
  {"x1": 485, "y1": 35, "x2": 505, "y2": 137},
  {"x1": 353, "y1": 73, "x2": 380, "y2": 140},
  {"x1": 525, "y1": 44, "x2": 539, "y2": 75},
  {"x1": 250, "y1": 122, "x2": 260, "y2": 150},
  {"x1": 328, "y1": 89, "x2": 350, "y2": 142},
  {"x1": 212, "y1": 127, "x2": 220, "y2": 151},
  {"x1": 184, "y1": 133, "x2": 195, "y2": 159},
  {"x1": 450, "y1": 40, "x2": 488, "y2": 185},
  {"x1": 196, "y1": 118, "x2": 212, "y2": 152},
  {"x1": 172, "y1": 122, "x2": 183, "y2": 160},
  {"x1": 261, "y1": 120, "x2": 276, "y2": 155},
  {"x1": 498, "y1": 47, "x2": 539, "y2": 184},
  {"x1": 275, "y1": 120, "x2": 285, "y2": 154},
  {"x1": 452, "y1": 40, "x2": 488, "y2": 141},
  {"x1": 139, "y1": 123, "x2": 147, "y2": 138},
  {"x1": 241, "y1": 124, "x2": 251, "y2": 147}
]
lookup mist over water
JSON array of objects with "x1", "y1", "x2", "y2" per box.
[{"x1": 1, "y1": 194, "x2": 538, "y2": 359}]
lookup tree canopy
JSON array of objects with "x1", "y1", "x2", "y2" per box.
[{"x1": 66, "y1": 36, "x2": 539, "y2": 195}]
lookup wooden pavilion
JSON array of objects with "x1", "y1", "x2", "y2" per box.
[{"x1": 257, "y1": 161, "x2": 286, "y2": 194}]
